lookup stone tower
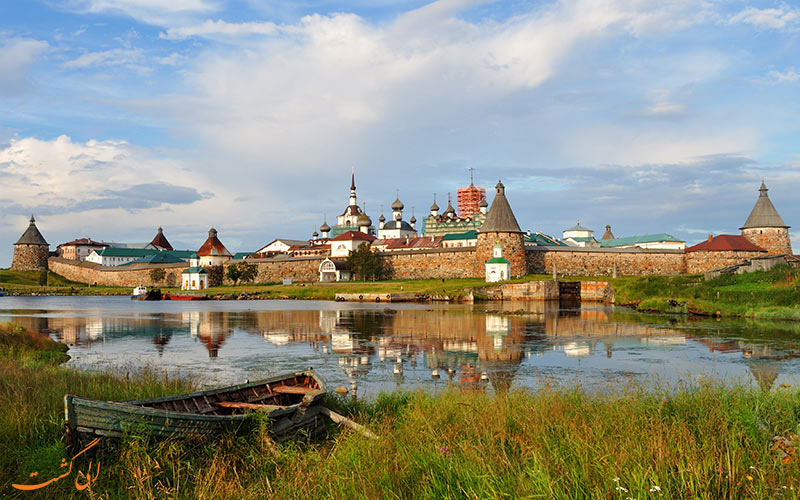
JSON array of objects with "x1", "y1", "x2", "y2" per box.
[
  {"x1": 11, "y1": 215, "x2": 50, "y2": 270},
  {"x1": 740, "y1": 181, "x2": 792, "y2": 255},
  {"x1": 476, "y1": 181, "x2": 526, "y2": 277}
]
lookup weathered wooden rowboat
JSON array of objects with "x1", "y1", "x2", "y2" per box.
[{"x1": 64, "y1": 369, "x2": 327, "y2": 450}]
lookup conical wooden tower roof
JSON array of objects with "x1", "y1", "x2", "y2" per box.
[
  {"x1": 479, "y1": 181, "x2": 523, "y2": 233},
  {"x1": 150, "y1": 227, "x2": 174, "y2": 250},
  {"x1": 15, "y1": 215, "x2": 48, "y2": 246},
  {"x1": 741, "y1": 181, "x2": 789, "y2": 229}
]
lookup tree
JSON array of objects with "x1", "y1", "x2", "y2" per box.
[
  {"x1": 227, "y1": 262, "x2": 258, "y2": 285},
  {"x1": 226, "y1": 264, "x2": 242, "y2": 285},
  {"x1": 238, "y1": 262, "x2": 258, "y2": 284},
  {"x1": 208, "y1": 265, "x2": 224, "y2": 287},
  {"x1": 38, "y1": 269, "x2": 48, "y2": 286},
  {"x1": 346, "y1": 244, "x2": 391, "y2": 281},
  {"x1": 149, "y1": 268, "x2": 166, "y2": 285}
]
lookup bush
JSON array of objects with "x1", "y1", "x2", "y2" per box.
[{"x1": 149, "y1": 268, "x2": 166, "y2": 285}]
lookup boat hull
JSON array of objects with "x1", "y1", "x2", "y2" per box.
[
  {"x1": 131, "y1": 290, "x2": 162, "y2": 301},
  {"x1": 65, "y1": 369, "x2": 327, "y2": 449}
]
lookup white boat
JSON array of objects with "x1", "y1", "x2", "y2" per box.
[{"x1": 131, "y1": 286, "x2": 161, "y2": 301}]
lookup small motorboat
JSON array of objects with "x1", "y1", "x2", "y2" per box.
[
  {"x1": 64, "y1": 369, "x2": 327, "y2": 450},
  {"x1": 131, "y1": 285, "x2": 161, "y2": 301},
  {"x1": 0, "y1": 287, "x2": 5, "y2": 297}
]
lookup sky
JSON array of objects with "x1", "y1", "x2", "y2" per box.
[{"x1": 1, "y1": 0, "x2": 799, "y2": 263}]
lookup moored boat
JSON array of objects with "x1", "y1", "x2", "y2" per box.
[
  {"x1": 64, "y1": 369, "x2": 327, "y2": 450},
  {"x1": 131, "y1": 285, "x2": 161, "y2": 301},
  {"x1": 0, "y1": 287, "x2": 5, "y2": 297}
]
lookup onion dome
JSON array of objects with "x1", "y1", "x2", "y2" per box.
[
  {"x1": 430, "y1": 194, "x2": 439, "y2": 212},
  {"x1": 313, "y1": 230, "x2": 319, "y2": 238},
  {"x1": 479, "y1": 197, "x2": 488, "y2": 208},
  {"x1": 410, "y1": 215, "x2": 417, "y2": 224},
  {"x1": 391, "y1": 197, "x2": 404, "y2": 211},
  {"x1": 357, "y1": 212, "x2": 372, "y2": 227},
  {"x1": 320, "y1": 220, "x2": 331, "y2": 232},
  {"x1": 379, "y1": 214, "x2": 386, "y2": 223}
]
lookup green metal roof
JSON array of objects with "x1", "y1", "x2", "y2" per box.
[
  {"x1": 566, "y1": 236, "x2": 596, "y2": 243},
  {"x1": 525, "y1": 232, "x2": 567, "y2": 246},
  {"x1": 233, "y1": 252, "x2": 254, "y2": 259},
  {"x1": 95, "y1": 247, "x2": 159, "y2": 258},
  {"x1": 440, "y1": 230, "x2": 477, "y2": 241},
  {"x1": 124, "y1": 253, "x2": 186, "y2": 265},
  {"x1": 486, "y1": 257, "x2": 510, "y2": 264},
  {"x1": 163, "y1": 250, "x2": 198, "y2": 259},
  {"x1": 182, "y1": 267, "x2": 208, "y2": 274},
  {"x1": 599, "y1": 233, "x2": 684, "y2": 248}
]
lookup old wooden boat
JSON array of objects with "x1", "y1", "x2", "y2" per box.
[{"x1": 64, "y1": 369, "x2": 327, "y2": 449}]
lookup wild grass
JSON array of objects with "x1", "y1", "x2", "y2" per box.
[
  {"x1": 613, "y1": 264, "x2": 800, "y2": 320},
  {"x1": 2, "y1": 321, "x2": 799, "y2": 499}
]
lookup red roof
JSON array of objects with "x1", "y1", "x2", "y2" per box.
[
  {"x1": 57, "y1": 238, "x2": 107, "y2": 248},
  {"x1": 685, "y1": 235, "x2": 766, "y2": 253},
  {"x1": 197, "y1": 228, "x2": 232, "y2": 257},
  {"x1": 373, "y1": 236, "x2": 443, "y2": 251},
  {"x1": 330, "y1": 231, "x2": 376, "y2": 242},
  {"x1": 150, "y1": 228, "x2": 174, "y2": 250}
]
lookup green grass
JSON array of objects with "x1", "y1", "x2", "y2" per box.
[
  {"x1": 0, "y1": 268, "x2": 129, "y2": 296},
  {"x1": 164, "y1": 275, "x2": 555, "y2": 301},
  {"x1": 612, "y1": 264, "x2": 800, "y2": 320},
  {"x1": 2, "y1": 321, "x2": 799, "y2": 499}
]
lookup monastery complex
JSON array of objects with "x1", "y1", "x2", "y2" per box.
[{"x1": 9, "y1": 172, "x2": 796, "y2": 288}]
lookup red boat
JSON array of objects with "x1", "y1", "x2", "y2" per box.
[{"x1": 163, "y1": 293, "x2": 209, "y2": 301}]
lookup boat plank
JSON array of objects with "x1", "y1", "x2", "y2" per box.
[{"x1": 272, "y1": 386, "x2": 317, "y2": 395}]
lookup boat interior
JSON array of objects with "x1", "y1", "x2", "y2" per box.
[{"x1": 138, "y1": 373, "x2": 321, "y2": 416}]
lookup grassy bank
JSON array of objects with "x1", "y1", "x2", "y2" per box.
[
  {"x1": 613, "y1": 264, "x2": 800, "y2": 320},
  {"x1": 2, "y1": 322, "x2": 799, "y2": 499},
  {"x1": 0, "y1": 269, "x2": 129, "y2": 296}
]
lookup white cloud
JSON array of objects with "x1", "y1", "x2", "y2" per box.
[
  {"x1": 143, "y1": 0, "x2": 713, "y2": 172},
  {"x1": 730, "y1": 5, "x2": 799, "y2": 30},
  {"x1": 0, "y1": 135, "x2": 212, "y2": 215},
  {"x1": 57, "y1": 0, "x2": 219, "y2": 26},
  {"x1": 62, "y1": 48, "x2": 145, "y2": 69},
  {"x1": 160, "y1": 19, "x2": 278, "y2": 39},
  {"x1": 0, "y1": 38, "x2": 49, "y2": 95},
  {"x1": 768, "y1": 69, "x2": 800, "y2": 83}
]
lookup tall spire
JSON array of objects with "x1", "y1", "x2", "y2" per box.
[
  {"x1": 479, "y1": 180, "x2": 523, "y2": 233},
  {"x1": 351, "y1": 166, "x2": 356, "y2": 191},
  {"x1": 741, "y1": 180, "x2": 789, "y2": 229}
]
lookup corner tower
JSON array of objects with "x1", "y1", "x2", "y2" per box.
[
  {"x1": 476, "y1": 181, "x2": 526, "y2": 277},
  {"x1": 11, "y1": 215, "x2": 50, "y2": 270},
  {"x1": 740, "y1": 181, "x2": 792, "y2": 255}
]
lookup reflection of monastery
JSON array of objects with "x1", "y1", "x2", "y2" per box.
[{"x1": 17, "y1": 305, "x2": 799, "y2": 393}]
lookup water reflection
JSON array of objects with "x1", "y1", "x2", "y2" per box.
[{"x1": 1, "y1": 298, "x2": 799, "y2": 395}]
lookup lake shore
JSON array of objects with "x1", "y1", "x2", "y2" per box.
[
  {"x1": 4, "y1": 265, "x2": 800, "y2": 321},
  {"x1": 1, "y1": 321, "x2": 799, "y2": 499}
]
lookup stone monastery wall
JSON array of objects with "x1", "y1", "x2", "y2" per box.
[
  {"x1": 49, "y1": 244, "x2": 770, "y2": 286},
  {"x1": 382, "y1": 247, "x2": 478, "y2": 279},
  {"x1": 526, "y1": 247, "x2": 686, "y2": 277}
]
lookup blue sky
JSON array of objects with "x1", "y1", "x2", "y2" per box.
[{"x1": 1, "y1": 0, "x2": 799, "y2": 263}]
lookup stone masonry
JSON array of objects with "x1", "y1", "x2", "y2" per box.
[
  {"x1": 741, "y1": 227, "x2": 792, "y2": 256},
  {"x1": 12, "y1": 244, "x2": 50, "y2": 271},
  {"x1": 477, "y1": 232, "x2": 526, "y2": 278}
]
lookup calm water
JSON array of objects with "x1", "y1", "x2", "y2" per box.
[{"x1": 2, "y1": 296, "x2": 799, "y2": 396}]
